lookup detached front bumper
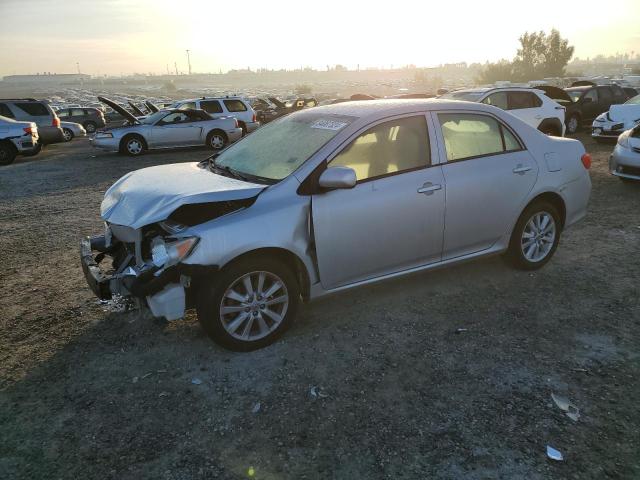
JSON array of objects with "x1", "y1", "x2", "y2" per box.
[{"x1": 80, "y1": 234, "x2": 218, "y2": 320}]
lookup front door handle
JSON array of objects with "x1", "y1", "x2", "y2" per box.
[
  {"x1": 513, "y1": 165, "x2": 532, "y2": 174},
  {"x1": 417, "y1": 182, "x2": 442, "y2": 195}
]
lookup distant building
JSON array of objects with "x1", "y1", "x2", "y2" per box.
[{"x1": 1, "y1": 73, "x2": 91, "y2": 84}]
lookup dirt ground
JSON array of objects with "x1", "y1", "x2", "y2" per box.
[{"x1": 1, "y1": 132, "x2": 639, "y2": 480}]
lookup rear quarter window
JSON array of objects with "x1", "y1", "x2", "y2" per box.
[
  {"x1": 223, "y1": 99, "x2": 248, "y2": 112},
  {"x1": 14, "y1": 102, "x2": 50, "y2": 116}
]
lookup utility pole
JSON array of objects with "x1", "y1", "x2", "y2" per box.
[
  {"x1": 76, "y1": 62, "x2": 81, "y2": 74},
  {"x1": 186, "y1": 49, "x2": 192, "y2": 75},
  {"x1": 174, "y1": 62, "x2": 178, "y2": 75},
  {"x1": 166, "y1": 64, "x2": 170, "y2": 75}
]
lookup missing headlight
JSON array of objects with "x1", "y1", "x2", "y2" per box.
[{"x1": 167, "y1": 199, "x2": 256, "y2": 226}]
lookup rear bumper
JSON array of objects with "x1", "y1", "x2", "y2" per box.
[
  {"x1": 227, "y1": 127, "x2": 243, "y2": 143},
  {"x1": 244, "y1": 121, "x2": 261, "y2": 133},
  {"x1": 11, "y1": 134, "x2": 39, "y2": 153}
]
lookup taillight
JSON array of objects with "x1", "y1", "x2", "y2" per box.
[
  {"x1": 252, "y1": 113, "x2": 257, "y2": 123},
  {"x1": 234, "y1": 118, "x2": 239, "y2": 128},
  {"x1": 581, "y1": 153, "x2": 591, "y2": 169},
  {"x1": 52, "y1": 117, "x2": 60, "y2": 127},
  {"x1": 23, "y1": 126, "x2": 33, "y2": 135}
]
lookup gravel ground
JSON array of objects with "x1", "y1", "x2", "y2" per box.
[{"x1": 1, "y1": 133, "x2": 639, "y2": 480}]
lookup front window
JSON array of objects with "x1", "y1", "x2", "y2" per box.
[
  {"x1": 330, "y1": 116, "x2": 430, "y2": 182},
  {"x1": 201, "y1": 100, "x2": 223, "y2": 114},
  {"x1": 141, "y1": 111, "x2": 169, "y2": 124},
  {"x1": 213, "y1": 110, "x2": 356, "y2": 182}
]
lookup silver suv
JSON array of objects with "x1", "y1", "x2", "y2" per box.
[
  {"x1": 0, "y1": 99, "x2": 63, "y2": 146},
  {"x1": 0, "y1": 115, "x2": 39, "y2": 165},
  {"x1": 172, "y1": 97, "x2": 260, "y2": 135}
]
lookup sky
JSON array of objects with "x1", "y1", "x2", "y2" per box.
[{"x1": 0, "y1": 0, "x2": 639, "y2": 77}]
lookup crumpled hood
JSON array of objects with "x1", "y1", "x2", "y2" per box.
[
  {"x1": 101, "y1": 162, "x2": 266, "y2": 229},
  {"x1": 608, "y1": 104, "x2": 640, "y2": 123}
]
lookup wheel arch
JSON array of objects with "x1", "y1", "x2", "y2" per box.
[
  {"x1": 537, "y1": 118, "x2": 563, "y2": 136},
  {"x1": 523, "y1": 191, "x2": 566, "y2": 229},
  {"x1": 220, "y1": 247, "x2": 311, "y2": 301},
  {"x1": 119, "y1": 132, "x2": 147, "y2": 151}
]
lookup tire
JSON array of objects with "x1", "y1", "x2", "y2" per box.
[
  {"x1": 196, "y1": 257, "x2": 300, "y2": 351},
  {"x1": 507, "y1": 201, "x2": 561, "y2": 270},
  {"x1": 0, "y1": 142, "x2": 17, "y2": 166},
  {"x1": 206, "y1": 130, "x2": 227, "y2": 150},
  {"x1": 119, "y1": 134, "x2": 146, "y2": 156},
  {"x1": 239, "y1": 121, "x2": 248, "y2": 136},
  {"x1": 540, "y1": 127, "x2": 560, "y2": 136},
  {"x1": 84, "y1": 121, "x2": 97, "y2": 133},
  {"x1": 566, "y1": 114, "x2": 580, "y2": 135},
  {"x1": 62, "y1": 128, "x2": 74, "y2": 142}
]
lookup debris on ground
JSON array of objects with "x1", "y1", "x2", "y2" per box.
[
  {"x1": 310, "y1": 386, "x2": 328, "y2": 399},
  {"x1": 551, "y1": 393, "x2": 580, "y2": 422},
  {"x1": 546, "y1": 445, "x2": 564, "y2": 461},
  {"x1": 191, "y1": 378, "x2": 203, "y2": 385},
  {"x1": 455, "y1": 328, "x2": 468, "y2": 334},
  {"x1": 252, "y1": 402, "x2": 261, "y2": 414}
]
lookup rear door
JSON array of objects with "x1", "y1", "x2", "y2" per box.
[
  {"x1": 432, "y1": 111, "x2": 538, "y2": 259},
  {"x1": 311, "y1": 114, "x2": 445, "y2": 289},
  {"x1": 581, "y1": 88, "x2": 600, "y2": 122}
]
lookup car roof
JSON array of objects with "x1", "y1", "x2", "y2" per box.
[
  {"x1": 565, "y1": 86, "x2": 590, "y2": 92},
  {"x1": 452, "y1": 86, "x2": 542, "y2": 94},
  {"x1": 305, "y1": 98, "x2": 504, "y2": 119},
  {"x1": 177, "y1": 96, "x2": 245, "y2": 102}
]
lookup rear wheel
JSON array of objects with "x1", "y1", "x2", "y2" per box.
[
  {"x1": 120, "y1": 134, "x2": 146, "y2": 156},
  {"x1": 197, "y1": 257, "x2": 300, "y2": 351},
  {"x1": 62, "y1": 128, "x2": 74, "y2": 142},
  {"x1": 84, "y1": 121, "x2": 97, "y2": 133},
  {"x1": 0, "y1": 142, "x2": 17, "y2": 166},
  {"x1": 507, "y1": 201, "x2": 561, "y2": 270},
  {"x1": 206, "y1": 130, "x2": 227, "y2": 150}
]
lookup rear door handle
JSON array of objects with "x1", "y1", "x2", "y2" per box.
[
  {"x1": 513, "y1": 165, "x2": 532, "y2": 174},
  {"x1": 417, "y1": 182, "x2": 442, "y2": 195}
]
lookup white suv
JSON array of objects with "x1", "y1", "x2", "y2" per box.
[
  {"x1": 441, "y1": 87, "x2": 566, "y2": 136},
  {"x1": 172, "y1": 97, "x2": 260, "y2": 135}
]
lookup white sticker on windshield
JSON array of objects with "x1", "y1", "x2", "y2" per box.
[{"x1": 310, "y1": 119, "x2": 348, "y2": 131}]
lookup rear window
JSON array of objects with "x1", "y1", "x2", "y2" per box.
[
  {"x1": 223, "y1": 99, "x2": 248, "y2": 112},
  {"x1": 14, "y1": 102, "x2": 50, "y2": 116},
  {"x1": 201, "y1": 100, "x2": 223, "y2": 114},
  {"x1": 0, "y1": 103, "x2": 15, "y2": 118}
]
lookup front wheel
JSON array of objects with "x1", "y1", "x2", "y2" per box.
[
  {"x1": 120, "y1": 135, "x2": 146, "y2": 156},
  {"x1": 507, "y1": 202, "x2": 561, "y2": 270},
  {"x1": 197, "y1": 258, "x2": 300, "y2": 351}
]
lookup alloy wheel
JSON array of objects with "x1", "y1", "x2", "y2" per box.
[
  {"x1": 63, "y1": 129, "x2": 73, "y2": 141},
  {"x1": 567, "y1": 117, "x2": 578, "y2": 134},
  {"x1": 219, "y1": 271, "x2": 289, "y2": 341},
  {"x1": 521, "y1": 212, "x2": 556, "y2": 262},
  {"x1": 85, "y1": 123, "x2": 96, "y2": 133}
]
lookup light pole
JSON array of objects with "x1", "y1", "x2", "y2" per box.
[{"x1": 186, "y1": 49, "x2": 192, "y2": 75}]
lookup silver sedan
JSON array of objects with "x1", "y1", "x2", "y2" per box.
[
  {"x1": 61, "y1": 121, "x2": 86, "y2": 142},
  {"x1": 81, "y1": 99, "x2": 592, "y2": 351}
]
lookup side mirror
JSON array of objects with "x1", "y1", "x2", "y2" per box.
[{"x1": 318, "y1": 166, "x2": 357, "y2": 190}]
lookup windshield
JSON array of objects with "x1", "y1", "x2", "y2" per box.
[
  {"x1": 140, "y1": 111, "x2": 168, "y2": 124},
  {"x1": 440, "y1": 91, "x2": 485, "y2": 102},
  {"x1": 214, "y1": 110, "x2": 356, "y2": 181},
  {"x1": 625, "y1": 94, "x2": 640, "y2": 105}
]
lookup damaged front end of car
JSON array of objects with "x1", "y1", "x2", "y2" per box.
[{"x1": 80, "y1": 160, "x2": 266, "y2": 320}]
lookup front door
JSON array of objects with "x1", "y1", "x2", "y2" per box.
[
  {"x1": 433, "y1": 111, "x2": 538, "y2": 259},
  {"x1": 151, "y1": 112, "x2": 201, "y2": 147},
  {"x1": 311, "y1": 114, "x2": 445, "y2": 290}
]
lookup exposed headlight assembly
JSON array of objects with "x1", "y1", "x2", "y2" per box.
[{"x1": 151, "y1": 237, "x2": 199, "y2": 268}]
